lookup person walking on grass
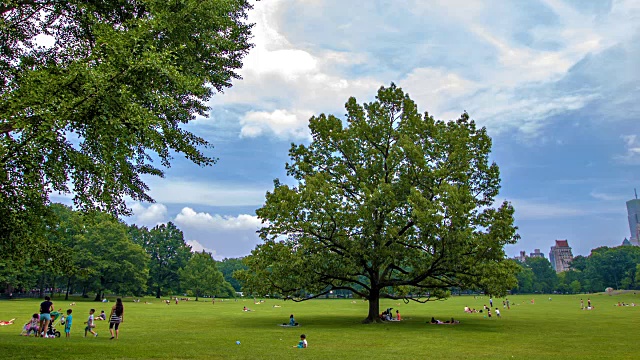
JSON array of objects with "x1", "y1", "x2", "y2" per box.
[
  {"x1": 109, "y1": 298, "x2": 125, "y2": 340},
  {"x1": 84, "y1": 309, "x2": 98, "y2": 337}
]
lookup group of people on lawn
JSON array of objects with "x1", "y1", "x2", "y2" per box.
[{"x1": 27, "y1": 296, "x2": 125, "y2": 339}]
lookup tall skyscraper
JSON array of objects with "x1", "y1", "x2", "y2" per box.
[
  {"x1": 627, "y1": 190, "x2": 640, "y2": 246},
  {"x1": 549, "y1": 240, "x2": 573, "y2": 273}
]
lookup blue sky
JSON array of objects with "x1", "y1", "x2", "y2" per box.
[{"x1": 64, "y1": 0, "x2": 640, "y2": 259}]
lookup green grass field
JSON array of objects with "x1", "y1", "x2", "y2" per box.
[{"x1": 0, "y1": 293, "x2": 638, "y2": 359}]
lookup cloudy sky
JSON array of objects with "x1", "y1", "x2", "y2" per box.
[{"x1": 62, "y1": 0, "x2": 640, "y2": 259}]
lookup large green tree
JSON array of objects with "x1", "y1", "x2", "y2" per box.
[
  {"x1": 241, "y1": 84, "x2": 519, "y2": 323},
  {"x1": 71, "y1": 213, "x2": 149, "y2": 300},
  {"x1": 524, "y1": 257, "x2": 557, "y2": 293},
  {"x1": 131, "y1": 222, "x2": 192, "y2": 298},
  {"x1": 0, "y1": 0, "x2": 252, "y2": 261},
  {"x1": 584, "y1": 246, "x2": 640, "y2": 291},
  {"x1": 218, "y1": 257, "x2": 248, "y2": 292},
  {"x1": 179, "y1": 250, "x2": 226, "y2": 301}
]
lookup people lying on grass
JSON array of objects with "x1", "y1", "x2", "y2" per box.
[
  {"x1": 293, "y1": 334, "x2": 307, "y2": 348},
  {"x1": 273, "y1": 305, "x2": 281, "y2": 308},
  {"x1": 429, "y1": 317, "x2": 459, "y2": 324},
  {"x1": 243, "y1": 306, "x2": 252, "y2": 312},
  {"x1": 0, "y1": 318, "x2": 16, "y2": 325}
]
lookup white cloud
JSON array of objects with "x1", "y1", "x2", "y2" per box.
[
  {"x1": 186, "y1": 239, "x2": 216, "y2": 255},
  {"x1": 240, "y1": 109, "x2": 313, "y2": 139},
  {"x1": 510, "y1": 198, "x2": 621, "y2": 221},
  {"x1": 210, "y1": 0, "x2": 381, "y2": 136},
  {"x1": 400, "y1": 68, "x2": 479, "y2": 120},
  {"x1": 129, "y1": 202, "x2": 168, "y2": 225},
  {"x1": 173, "y1": 208, "x2": 264, "y2": 259},
  {"x1": 204, "y1": 0, "x2": 639, "y2": 140},
  {"x1": 615, "y1": 135, "x2": 640, "y2": 164},
  {"x1": 589, "y1": 191, "x2": 625, "y2": 201},
  {"x1": 145, "y1": 179, "x2": 267, "y2": 207},
  {"x1": 174, "y1": 208, "x2": 263, "y2": 230}
]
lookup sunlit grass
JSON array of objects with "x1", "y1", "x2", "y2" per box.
[{"x1": 1, "y1": 292, "x2": 638, "y2": 359}]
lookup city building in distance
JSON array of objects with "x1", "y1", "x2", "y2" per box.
[
  {"x1": 514, "y1": 250, "x2": 527, "y2": 262},
  {"x1": 529, "y1": 249, "x2": 545, "y2": 258},
  {"x1": 549, "y1": 240, "x2": 573, "y2": 273},
  {"x1": 627, "y1": 189, "x2": 640, "y2": 246}
]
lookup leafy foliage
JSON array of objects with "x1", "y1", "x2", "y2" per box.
[
  {"x1": 0, "y1": 0, "x2": 253, "y2": 262},
  {"x1": 240, "y1": 84, "x2": 519, "y2": 322},
  {"x1": 179, "y1": 251, "x2": 227, "y2": 300},
  {"x1": 512, "y1": 245, "x2": 640, "y2": 293},
  {"x1": 218, "y1": 257, "x2": 248, "y2": 292},
  {"x1": 130, "y1": 223, "x2": 192, "y2": 298}
]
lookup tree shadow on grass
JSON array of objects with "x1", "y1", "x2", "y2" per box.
[{"x1": 237, "y1": 314, "x2": 504, "y2": 333}]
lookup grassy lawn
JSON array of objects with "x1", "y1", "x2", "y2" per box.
[{"x1": 0, "y1": 293, "x2": 638, "y2": 359}]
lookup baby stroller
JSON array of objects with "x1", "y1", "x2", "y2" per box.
[{"x1": 44, "y1": 311, "x2": 62, "y2": 338}]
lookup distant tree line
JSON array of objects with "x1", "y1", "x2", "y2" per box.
[
  {"x1": 0, "y1": 204, "x2": 248, "y2": 300},
  {"x1": 512, "y1": 245, "x2": 640, "y2": 294}
]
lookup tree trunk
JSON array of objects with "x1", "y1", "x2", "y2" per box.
[
  {"x1": 38, "y1": 275, "x2": 45, "y2": 298},
  {"x1": 94, "y1": 290, "x2": 102, "y2": 302},
  {"x1": 50, "y1": 276, "x2": 56, "y2": 297},
  {"x1": 65, "y1": 278, "x2": 71, "y2": 300},
  {"x1": 156, "y1": 286, "x2": 161, "y2": 299},
  {"x1": 362, "y1": 289, "x2": 383, "y2": 324}
]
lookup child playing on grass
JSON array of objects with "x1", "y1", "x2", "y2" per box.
[
  {"x1": 84, "y1": 309, "x2": 98, "y2": 337},
  {"x1": 25, "y1": 314, "x2": 39, "y2": 336},
  {"x1": 293, "y1": 334, "x2": 307, "y2": 348},
  {"x1": 65, "y1": 309, "x2": 73, "y2": 338}
]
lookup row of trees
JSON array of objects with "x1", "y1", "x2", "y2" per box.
[
  {"x1": 513, "y1": 245, "x2": 640, "y2": 294},
  {"x1": 0, "y1": 204, "x2": 246, "y2": 300}
]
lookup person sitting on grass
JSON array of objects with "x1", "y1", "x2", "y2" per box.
[
  {"x1": 23, "y1": 314, "x2": 39, "y2": 336},
  {"x1": 293, "y1": 334, "x2": 307, "y2": 348},
  {"x1": 288, "y1": 314, "x2": 298, "y2": 326},
  {"x1": 97, "y1": 310, "x2": 107, "y2": 321}
]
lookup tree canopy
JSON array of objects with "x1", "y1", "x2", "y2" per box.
[
  {"x1": 130, "y1": 223, "x2": 192, "y2": 298},
  {"x1": 511, "y1": 245, "x2": 640, "y2": 294},
  {"x1": 1, "y1": 204, "x2": 239, "y2": 300},
  {"x1": 179, "y1": 250, "x2": 227, "y2": 301},
  {"x1": 240, "y1": 84, "x2": 519, "y2": 323},
  {"x1": 0, "y1": 0, "x2": 253, "y2": 261}
]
